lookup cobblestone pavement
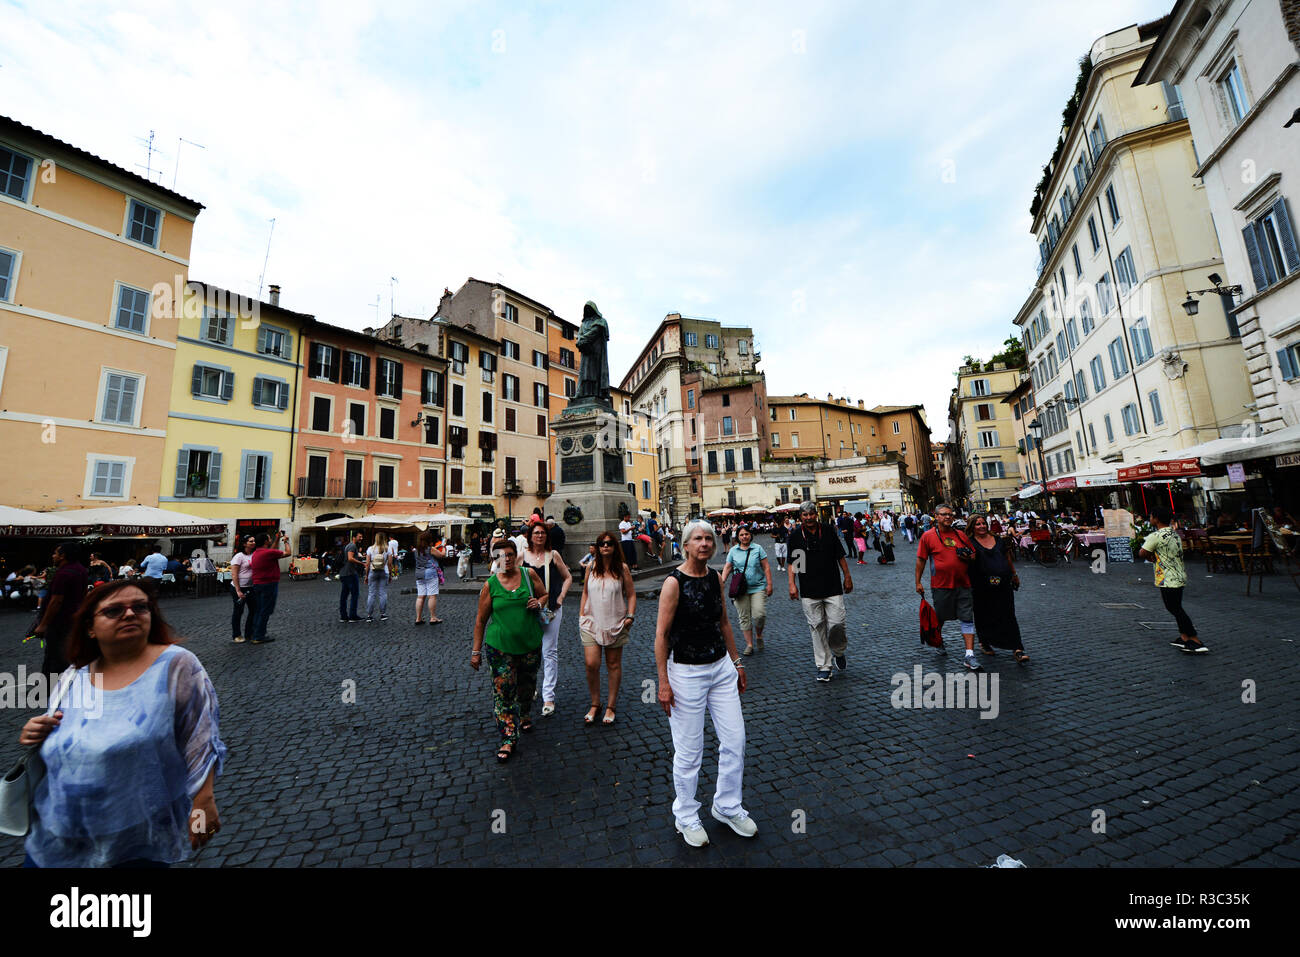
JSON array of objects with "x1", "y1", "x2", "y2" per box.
[{"x1": 1, "y1": 537, "x2": 1297, "y2": 867}]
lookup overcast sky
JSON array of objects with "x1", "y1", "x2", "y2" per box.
[{"x1": 3, "y1": 0, "x2": 1173, "y2": 439}]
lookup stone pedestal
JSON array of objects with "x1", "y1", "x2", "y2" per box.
[{"x1": 551, "y1": 404, "x2": 640, "y2": 567}]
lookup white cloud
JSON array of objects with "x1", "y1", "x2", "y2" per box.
[{"x1": 2, "y1": 0, "x2": 1173, "y2": 440}]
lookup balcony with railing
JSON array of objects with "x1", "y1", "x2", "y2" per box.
[
  {"x1": 295, "y1": 477, "x2": 378, "y2": 500},
  {"x1": 536, "y1": 480, "x2": 555, "y2": 497},
  {"x1": 503, "y1": 479, "x2": 525, "y2": 497}
]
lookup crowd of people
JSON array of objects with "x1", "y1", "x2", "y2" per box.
[{"x1": 4, "y1": 487, "x2": 1237, "y2": 864}]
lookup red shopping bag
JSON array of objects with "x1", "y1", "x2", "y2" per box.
[{"x1": 919, "y1": 599, "x2": 942, "y2": 647}]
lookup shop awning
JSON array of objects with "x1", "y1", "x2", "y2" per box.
[
  {"x1": 1199, "y1": 422, "x2": 1300, "y2": 467},
  {"x1": 1045, "y1": 477, "x2": 1076, "y2": 491},
  {"x1": 1117, "y1": 457, "x2": 1202, "y2": 482},
  {"x1": 1017, "y1": 484, "x2": 1044, "y2": 499},
  {"x1": 0, "y1": 506, "x2": 99, "y2": 537},
  {"x1": 53, "y1": 505, "x2": 227, "y2": 536}
]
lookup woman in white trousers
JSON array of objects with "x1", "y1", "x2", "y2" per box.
[
  {"x1": 655, "y1": 520, "x2": 756, "y2": 847},
  {"x1": 521, "y1": 521, "x2": 572, "y2": 716}
]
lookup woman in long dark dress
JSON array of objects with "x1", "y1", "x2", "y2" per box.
[{"x1": 969, "y1": 515, "x2": 1028, "y2": 662}]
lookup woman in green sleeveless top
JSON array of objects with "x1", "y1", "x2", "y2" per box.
[{"x1": 471, "y1": 539, "x2": 546, "y2": 762}]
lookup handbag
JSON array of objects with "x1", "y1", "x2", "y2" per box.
[
  {"x1": 0, "y1": 667, "x2": 77, "y2": 837},
  {"x1": 525, "y1": 560, "x2": 555, "y2": 627},
  {"x1": 728, "y1": 548, "x2": 752, "y2": 599}
]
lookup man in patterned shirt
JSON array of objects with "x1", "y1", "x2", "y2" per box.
[{"x1": 1139, "y1": 506, "x2": 1207, "y2": 654}]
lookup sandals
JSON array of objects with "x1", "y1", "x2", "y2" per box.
[
  {"x1": 584, "y1": 704, "x2": 600, "y2": 726},
  {"x1": 430, "y1": 618, "x2": 443, "y2": 624},
  {"x1": 521, "y1": 717, "x2": 534, "y2": 734},
  {"x1": 742, "y1": 645, "x2": 754, "y2": 656},
  {"x1": 1013, "y1": 650, "x2": 1030, "y2": 663},
  {"x1": 496, "y1": 742, "x2": 515, "y2": 763},
  {"x1": 541, "y1": 702, "x2": 556, "y2": 716},
  {"x1": 602, "y1": 706, "x2": 616, "y2": 726}
]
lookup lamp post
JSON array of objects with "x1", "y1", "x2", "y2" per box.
[
  {"x1": 1028, "y1": 418, "x2": 1048, "y2": 492},
  {"x1": 972, "y1": 453, "x2": 983, "y2": 512}
]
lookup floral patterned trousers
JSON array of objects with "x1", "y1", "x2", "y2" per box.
[{"x1": 484, "y1": 645, "x2": 541, "y2": 745}]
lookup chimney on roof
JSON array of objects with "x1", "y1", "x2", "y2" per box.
[
  {"x1": 857, "y1": 400, "x2": 864, "y2": 409},
  {"x1": 827, "y1": 393, "x2": 833, "y2": 400},
  {"x1": 268, "y1": 284, "x2": 280, "y2": 307}
]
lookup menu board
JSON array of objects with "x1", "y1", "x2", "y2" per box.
[{"x1": 1103, "y1": 507, "x2": 1134, "y2": 564}]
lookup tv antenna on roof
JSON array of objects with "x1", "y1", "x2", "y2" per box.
[
  {"x1": 256, "y1": 218, "x2": 276, "y2": 299},
  {"x1": 133, "y1": 130, "x2": 166, "y2": 182},
  {"x1": 172, "y1": 137, "x2": 206, "y2": 189}
]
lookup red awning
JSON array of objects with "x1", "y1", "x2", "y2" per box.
[
  {"x1": 1116, "y1": 458, "x2": 1201, "y2": 482},
  {"x1": 1045, "y1": 477, "x2": 1077, "y2": 491}
]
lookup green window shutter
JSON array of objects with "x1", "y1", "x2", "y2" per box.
[
  {"x1": 1273, "y1": 198, "x2": 1299, "y2": 273},
  {"x1": 242, "y1": 453, "x2": 258, "y2": 499},
  {"x1": 221, "y1": 371, "x2": 234, "y2": 401},
  {"x1": 277, "y1": 382, "x2": 289, "y2": 410},
  {"x1": 174, "y1": 450, "x2": 189, "y2": 497},
  {"x1": 190, "y1": 364, "x2": 202, "y2": 396},
  {"x1": 1278, "y1": 348, "x2": 1299, "y2": 381},
  {"x1": 207, "y1": 452, "x2": 222, "y2": 497}
]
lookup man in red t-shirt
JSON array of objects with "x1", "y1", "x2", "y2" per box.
[
  {"x1": 247, "y1": 531, "x2": 290, "y2": 644},
  {"x1": 915, "y1": 504, "x2": 981, "y2": 671}
]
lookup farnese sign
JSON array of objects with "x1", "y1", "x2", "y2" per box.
[{"x1": 827, "y1": 475, "x2": 858, "y2": 485}]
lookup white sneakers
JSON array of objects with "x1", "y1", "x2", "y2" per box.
[
  {"x1": 711, "y1": 806, "x2": 758, "y2": 837},
  {"x1": 676, "y1": 809, "x2": 759, "y2": 846},
  {"x1": 676, "y1": 820, "x2": 710, "y2": 847}
]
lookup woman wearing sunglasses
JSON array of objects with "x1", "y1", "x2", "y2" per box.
[
  {"x1": 17, "y1": 580, "x2": 226, "y2": 867},
  {"x1": 577, "y1": 533, "x2": 636, "y2": 726}
]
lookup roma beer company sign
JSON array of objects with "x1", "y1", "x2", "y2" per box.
[
  {"x1": 1116, "y1": 458, "x2": 1201, "y2": 482},
  {"x1": 101, "y1": 523, "x2": 227, "y2": 536}
]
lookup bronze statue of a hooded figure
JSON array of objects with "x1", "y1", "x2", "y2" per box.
[{"x1": 573, "y1": 300, "x2": 612, "y2": 409}]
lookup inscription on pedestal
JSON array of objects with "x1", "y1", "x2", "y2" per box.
[
  {"x1": 603, "y1": 452, "x2": 624, "y2": 485},
  {"x1": 562, "y1": 454, "x2": 595, "y2": 484}
]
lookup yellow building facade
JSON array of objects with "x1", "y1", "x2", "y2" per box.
[
  {"x1": 948, "y1": 363, "x2": 1025, "y2": 510},
  {"x1": 0, "y1": 116, "x2": 202, "y2": 511},
  {"x1": 156, "y1": 283, "x2": 308, "y2": 552}
]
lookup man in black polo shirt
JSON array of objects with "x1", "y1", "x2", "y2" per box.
[
  {"x1": 545, "y1": 515, "x2": 567, "y2": 554},
  {"x1": 788, "y1": 502, "x2": 853, "y2": 682}
]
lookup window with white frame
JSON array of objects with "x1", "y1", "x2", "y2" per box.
[
  {"x1": 892, "y1": 421, "x2": 901, "y2": 434},
  {"x1": 1079, "y1": 298, "x2": 1094, "y2": 334},
  {"x1": 1096, "y1": 274, "x2": 1114, "y2": 314},
  {"x1": 242, "y1": 452, "x2": 271, "y2": 500},
  {"x1": 1057, "y1": 331, "x2": 1069, "y2": 360},
  {"x1": 971, "y1": 378, "x2": 990, "y2": 397},
  {"x1": 0, "y1": 246, "x2": 17, "y2": 302},
  {"x1": 502, "y1": 373, "x2": 520, "y2": 402},
  {"x1": 201, "y1": 309, "x2": 233, "y2": 346},
  {"x1": 377, "y1": 357, "x2": 401, "y2": 398},
  {"x1": 771, "y1": 432, "x2": 780, "y2": 447},
  {"x1": 1121, "y1": 403, "x2": 1140, "y2": 436},
  {"x1": 252, "y1": 376, "x2": 288, "y2": 410},
  {"x1": 1105, "y1": 184, "x2": 1121, "y2": 226},
  {"x1": 1114, "y1": 246, "x2": 1138, "y2": 294},
  {"x1": 978, "y1": 429, "x2": 999, "y2": 448},
  {"x1": 532, "y1": 350, "x2": 546, "y2": 368},
  {"x1": 88, "y1": 456, "x2": 130, "y2": 499},
  {"x1": 98, "y1": 371, "x2": 141, "y2": 426},
  {"x1": 1074, "y1": 369, "x2": 1088, "y2": 401},
  {"x1": 126, "y1": 199, "x2": 161, "y2": 247},
  {"x1": 1090, "y1": 355, "x2": 1106, "y2": 393},
  {"x1": 1108, "y1": 337, "x2": 1129, "y2": 378},
  {"x1": 422, "y1": 368, "x2": 444, "y2": 406},
  {"x1": 0, "y1": 146, "x2": 33, "y2": 201},
  {"x1": 342, "y1": 351, "x2": 367, "y2": 388},
  {"x1": 705, "y1": 333, "x2": 719, "y2": 349},
  {"x1": 563, "y1": 377, "x2": 576, "y2": 398},
  {"x1": 501, "y1": 339, "x2": 520, "y2": 361},
  {"x1": 114, "y1": 284, "x2": 150, "y2": 333},
  {"x1": 191, "y1": 363, "x2": 232, "y2": 401},
  {"x1": 1148, "y1": 389, "x2": 1164, "y2": 426},
  {"x1": 257, "y1": 324, "x2": 292, "y2": 359},
  {"x1": 1276, "y1": 342, "x2": 1300, "y2": 380},
  {"x1": 502, "y1": 303, "x2": 518, "y2": 323},
  {"x1": 533, "y1": 382, "x2": 547, "y2": 407},
  {"x1": 1087, "y1": 215, "x2": 1100, "y2": 253},
  {"x1": 981, "y1": 460, "x2": 1005, "y2": 480},
  {"x1": 684, "y1": 331, "x2": 698, "y2": 347},
  {"x1": 791, "y1": 432, "x2": 799, "y2": 448},
  {"x1": 1072, "y1": 244, "x2": 1082, "y2": 277},
  {"x1": 1066, "y1": 318, "x2": 1079, "y2": 351},
  {"x1": 1089, "y1": 115, "x2": 1107, "y2": 160},
  {"x1": 1244, "y1": 199, "x2": 1299, "y2": 292},
  {"x1": 1131, "y1": 318, "x2": 1154, "y2": 365},
  {"x1": 738, "y1": 339, "x2": 748, "y2": 355},
  {"x1": 1088, "y1": 423, "x2": 1097, "y2": 448},
  {"x1": 789, "y1": 408, "x2": 796, "y2": 421},
  {"x1": 1219, "y1": 59, "x2": 1249, "y2": 125}
]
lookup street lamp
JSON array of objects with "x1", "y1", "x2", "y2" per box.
[
  {"x1": 1028, "y1": 418, "x2": 1048, "y2": 488},
  {"x1": 1182, "y1": 273, "x2": 1243, "y2": 316},
  {"x1": 972, "y1": 453, "x2": 983, "y2": 511}
]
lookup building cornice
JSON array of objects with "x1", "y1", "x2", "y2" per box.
[{"x1": 1192, "y1": 62, "x2": 1300, "y2": 178}]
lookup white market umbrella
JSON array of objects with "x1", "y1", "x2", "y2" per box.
[
  {"x1": 707, "y1": 508, "x2": 737, "y2": 517},
  {"x1": 50, "y1": 505, "x2": 225, "y2": 535},
  {"x1": 740, "y1": 505, "x2": 769, "y2": 514},
  {"x1": 772, "y1": 502, "x2": 803, "y2": 512}
]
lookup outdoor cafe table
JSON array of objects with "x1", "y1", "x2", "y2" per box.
[{"x1": 1211, "y1": 533, "x2": 1257, "y2": 573}]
